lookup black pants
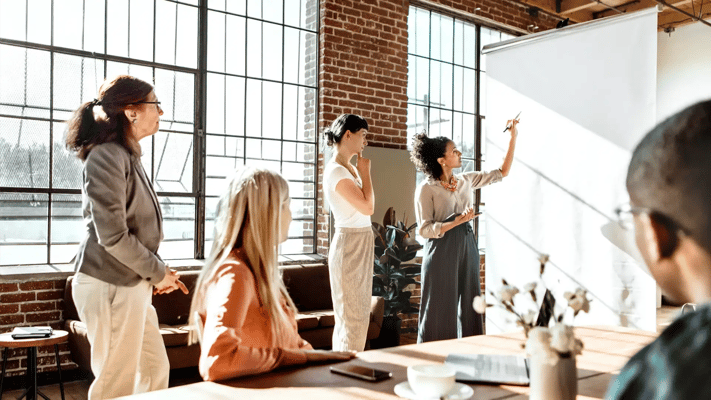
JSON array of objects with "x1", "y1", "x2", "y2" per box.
[{"x1": 417, "y1": 221, "x2": 484, "y2": 343}]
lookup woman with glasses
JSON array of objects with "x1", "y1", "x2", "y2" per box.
[
  {"x1": 66, "y1": 75, "x2": 187, "y2": 400},
  {"x1": 410, "y1": 119, "x2": 519, "y2": 343}
]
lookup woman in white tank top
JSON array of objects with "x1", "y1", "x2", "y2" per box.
[{"x1": 323, "y1": 114, "x2": 375, "y2": 352}]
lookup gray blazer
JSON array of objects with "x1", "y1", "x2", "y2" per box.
[{"x1": 74, "y1": 142, "x2": 166, "y2": 286}]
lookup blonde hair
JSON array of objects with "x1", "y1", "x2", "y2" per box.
[{"x1": 189, "y1": 167, "x2": 296, "y2": 344}]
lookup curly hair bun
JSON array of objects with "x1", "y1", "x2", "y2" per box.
[{"x1": 410, "y1": 133, "x2": 450, "y2": 180}]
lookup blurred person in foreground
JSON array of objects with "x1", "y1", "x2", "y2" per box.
[
  {"x1": 188, "y1": 167, "x2": 355, "y2": 381},
  {"x1": 66, "y1": 75, "x2": 187, "y2": 400},
  {"x1": 607, "y1": 99, "x2": 711, "y2": 399}
]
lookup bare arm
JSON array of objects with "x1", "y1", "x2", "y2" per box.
[
  {"x1": 334, "y1": 153, "x2": 374, "y2": 216},
  {"x1": 500, "y1": 119, "x2": 519, "y2": 177}
]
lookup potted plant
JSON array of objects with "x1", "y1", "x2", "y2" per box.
[{"x1": 370, "y1": 207, "x2": 423, "y2": 348}]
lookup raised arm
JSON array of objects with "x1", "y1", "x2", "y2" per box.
[{"x1": 500, "y1": 119, "x2": 519, "y2": 177}]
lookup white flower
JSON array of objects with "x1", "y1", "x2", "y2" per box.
[
  {"x1": 473, "y1": 296, "x2": 487, "y2": 314},
  {"x1": 525, "y1": 327, "x2": 559, "y2": 363},
  {"x1": 523, "y1": 282, "x2": 537, "y2": 292},
  {"x1": 538, "y1": 254, "x2": 550, "y2": 264},
  {"x1": 498, "y1": 285, "x2": 520, "y2": 303},
  {"x1": 565, "y1": 288, "x2": 590, "y2": 314},
  {"x1": 549, "y1": 324, "x2": 582, "y2": 355},
  {"x1": 522, "y1": 310, "x2": 537, "y2": 325}
]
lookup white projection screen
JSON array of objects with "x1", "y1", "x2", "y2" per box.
[{"x1": 482, "y1": 8, "x2": 659, "y2": 333}]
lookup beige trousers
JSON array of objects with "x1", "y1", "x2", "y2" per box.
[
  {"x1": 72, "y1": 272, "x2": 169, "y2": 400},
  {"x1": 328, "y1": 227, "x2": 374, "y2": 352}
]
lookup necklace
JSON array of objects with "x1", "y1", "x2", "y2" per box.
[{"x1": 439, "y1": 175, "x2": 458, "y2": 192}]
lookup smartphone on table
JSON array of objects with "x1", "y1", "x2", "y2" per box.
[{"x1": 330, "y1": 364, "x2": 393, "y2": 382}]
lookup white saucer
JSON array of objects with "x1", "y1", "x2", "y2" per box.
[{"x1": 394, "y1": 381, "x2": 474, "y2": 400}]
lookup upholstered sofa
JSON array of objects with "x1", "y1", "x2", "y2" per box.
[{"x1": 63, "y1": 264, "x2": 384, "y2": 373}]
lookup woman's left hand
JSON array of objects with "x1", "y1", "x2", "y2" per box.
[{"x1": 153, "y1": 267, "x2": 189, "y2": 295}]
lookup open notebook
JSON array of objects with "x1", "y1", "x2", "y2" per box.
[{"x1": 445, "y1": 353, "x2": 530, "y2": 386}]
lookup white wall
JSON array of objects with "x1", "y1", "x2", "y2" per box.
[
  {"x1": 657, "y1": 19, "x2": 711, "y2": 122},
  {"x1": 483, "y1": 9, "x2": 659, "y2": 333},
  {"x1": 367, "y1": 147, "x2": 417, "y2": 227}
]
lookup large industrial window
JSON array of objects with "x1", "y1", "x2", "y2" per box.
[
  {"x1": 0, "y1": 0, "x2": 319, "y2": 266},
  {"x1": 204, "y1": 0, "x2": 318, "y2": 255},
  {"x1": 406, "y1": 5, "x2": 514, "y2": 250}
]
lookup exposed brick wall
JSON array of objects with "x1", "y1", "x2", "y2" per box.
[
  {"x1": 318, "y1": 0, "x2": 410, "y2": 151},
  {"x1": 0, "y1": 278, "x2": 75, "y2": 377},
  {"x1": 425, "y1": 0, "x2": 559, "y2": 32}
]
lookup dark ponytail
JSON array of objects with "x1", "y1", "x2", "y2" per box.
[
  {"x1": 410, "y1": 132, "x2": 451, "y2": 179},
  {"x1": 65, "y1": 75, "x2": 153, "y2": 160},
  {"x1": 324, "y1": 114, "x2": 369, "y2": 146}
]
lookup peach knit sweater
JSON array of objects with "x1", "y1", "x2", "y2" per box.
[{"x1": 198, "y1": 255, "x2": 312, "y2": 381}]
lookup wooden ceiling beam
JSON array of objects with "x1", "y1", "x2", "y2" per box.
[
  {"x1": 559, "y1": 0, "x2": 601, "y2": 14},
  {"x1": 658, "y1": 0, "x2": 711, "y2": 27},
  {"x1": 591, "y1": 0, "x2": 657, "y2": 19},
  {"x1": 505, "y1": 0, "x2": 585, "y2": 22}
]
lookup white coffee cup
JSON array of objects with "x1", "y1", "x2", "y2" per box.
[{"x1": 407, "y1": 364, "x2": 456, "y2": 398}]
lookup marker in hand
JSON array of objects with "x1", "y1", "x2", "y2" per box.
[{"x1": 503, "y1": 111, "x2": 522, "y2": 132}]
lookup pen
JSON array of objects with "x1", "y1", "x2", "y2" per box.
[{"x1": 503, "y1": 111, "x2": 522, "y2": 132}]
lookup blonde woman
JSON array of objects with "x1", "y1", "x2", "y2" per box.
[
  {"x1": 189, "y1": 167, "x2": 355, "y2": 381},
  {"x1": 323, "y1": 113, "x2": 375, "y2": 352}
]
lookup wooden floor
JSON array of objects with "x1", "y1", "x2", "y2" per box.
[{"x1": 1, "y1": 306, "x2": 682, "y2": 400}]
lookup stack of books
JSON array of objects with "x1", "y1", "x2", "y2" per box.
[{"x1": 11, "y1": 326, "x2": 53, "y2": 339}]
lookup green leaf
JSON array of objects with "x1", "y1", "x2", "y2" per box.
[
  {"x1": 406, "y1": 222, "x2": 418, "y2": 233},
  {"x1": 373, "y1": 263, "x2": 387, "y2": 276},
  {"x1": 372, "y1": 285, "x2": 386, "y2": 297},
  {"x1": 383, "y1": 207, "x2": 396, "y2": 227},
  {"x1": 400, "y1": 266, "x2": 422, "y2": 277}
]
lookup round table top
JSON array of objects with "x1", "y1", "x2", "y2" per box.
[{"x1": 0, "y1": 330, "x2": 68, "y2": 348}]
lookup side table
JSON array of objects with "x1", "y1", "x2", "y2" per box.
[{"x1": 0, "y1": 330, "x2": 68, "y2": 400}]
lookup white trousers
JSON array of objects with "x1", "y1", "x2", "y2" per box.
[
  {"x1": 72, "y1": 272, "x2": 170, "y2": 400},
  {"x1": 328, "y1": 227, "x2": 374, "y2": 352}
]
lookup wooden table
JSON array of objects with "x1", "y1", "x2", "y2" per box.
[
  {"x1": 0, "y1": 330, "x2": 68, "y2": 400},
  {"x1": 117, "y1": 325, "x2": 657, "y2": 399}
]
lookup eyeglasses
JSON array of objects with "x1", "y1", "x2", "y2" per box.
[
  {"x1": 132, "y1": 101, "x2": 162, "y2": 111},
  {"x1": 614, "y1": 203, "x2": 652, "y2": 230},
  {"x1": 614, "y1": 203, "x2": 688, "y2": 235}
]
